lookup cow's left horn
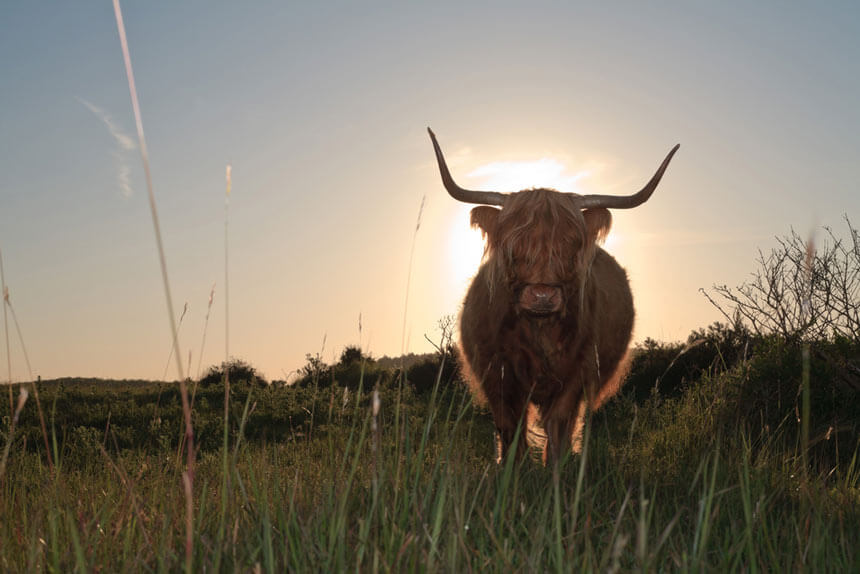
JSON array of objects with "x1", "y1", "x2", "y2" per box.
[
  {"x1": 579, "y1": 144, "x2": 680, "y2": 209},
  {"x1": 428, "y1": 128, "x2": 508, "y2": 207}
]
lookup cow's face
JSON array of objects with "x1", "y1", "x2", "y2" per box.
[{"x1": 470, "y1": 190, "x2": 612, "y2": 316}]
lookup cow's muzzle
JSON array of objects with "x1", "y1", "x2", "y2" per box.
[{"x1": 519, "y1": 284, "x2": 564, "y2": 315}]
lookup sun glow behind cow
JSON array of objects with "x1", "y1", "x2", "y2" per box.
[
  {"x1": 448, "y1": 156, "x2": 596, "y2": 295},
  {"x1": 447, "y1": 205, "x2": 486, "y2": 295},
  {"x1": 467, "y1": 157, "x2": 590, "y2": 195}
]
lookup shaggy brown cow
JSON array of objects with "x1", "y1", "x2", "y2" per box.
[{"x1": 428, "y1": 128, "x2": 679, "y2": 464}]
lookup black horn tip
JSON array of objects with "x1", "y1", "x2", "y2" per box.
[{"x1": 662, "y1": 144, "x2": 680, "y2": 167}]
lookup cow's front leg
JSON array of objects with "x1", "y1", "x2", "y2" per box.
[
  {"x1": 494, "y1": 410, "x2": 528, "y2": 464},
  {"x1": 540, "y1": 385, "x2": 583, "y2": 466},
  {"x1": 482, "y1": 364, "x2": 529, "y2": 463}
]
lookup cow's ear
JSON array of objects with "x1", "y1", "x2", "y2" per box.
[
  {"x1": 470, "y1": 206, "x2": 501, "y2": 238},
  {"x1": 582, "y1": 208, "x2": 612, "y2": 244}
]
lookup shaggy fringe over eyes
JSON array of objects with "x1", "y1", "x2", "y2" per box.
[{"x1": 481, "y1": 190, "x2": 612, "y2": 294}]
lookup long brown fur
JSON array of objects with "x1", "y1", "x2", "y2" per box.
[{"x1": 458, "y1": 188, "x2": 634, "y2": 464}]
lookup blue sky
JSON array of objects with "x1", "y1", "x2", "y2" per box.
[{"x1": 1, "y1": 2, "x2": 859, "y2": 381}]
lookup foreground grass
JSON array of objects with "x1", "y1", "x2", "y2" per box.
[{"x1": 1, "y1": 363, "x2": 859, "y2": 572}]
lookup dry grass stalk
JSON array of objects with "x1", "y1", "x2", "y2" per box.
[
  {"x1": 0, "y1": 386, "x2": 28, "y2": 481},
  {"x1": 162, "y1": 302, "x2": 189, "y2": 380},
  {"x1": 400, "y1": 195, "x2": 425, "y2": 359},
  {"x1": 1, "y1": 248, "x2": 12, "y2": 415},
  {"x1": 195, "y1": 283, "x2": 216, "y2": 381},
  {"x1": 112, "y1": 1, "x2": 195, "y2": 570},
  {"x1": 800, "y1": 232, "x2": 815, "y2": 481},
  {"x1": 98, "y1": 443, "x2": 154, "y2": 548},
  {"x1": 3, "y1": 285, "x2": 53, "y2": 472}
]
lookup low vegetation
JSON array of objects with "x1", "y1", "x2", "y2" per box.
[{"x1": 0, "y1": 326, "x2": 858, "y2": 571}]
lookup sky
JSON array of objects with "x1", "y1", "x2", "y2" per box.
[{"x1": 1, "y1": 2, "x2": 859, "y2": 382}]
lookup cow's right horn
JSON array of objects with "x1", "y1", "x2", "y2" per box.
[{"x1": 428, "y1": 128, "x2": 508, "y2": 207}]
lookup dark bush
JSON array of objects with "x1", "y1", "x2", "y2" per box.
[
  {"x1": 405, "y1": 354, "x2": 459, "y2": 395},
  {"x1": 199, "y1": 358, "x2": 267, "y2": 388},
  {"x1": 624, "y1": 322, "x2": 752, "y2": 403}
]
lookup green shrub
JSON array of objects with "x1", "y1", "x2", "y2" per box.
[{"x1": 198, "y1": 358, "x2": 267, "y2": 388}]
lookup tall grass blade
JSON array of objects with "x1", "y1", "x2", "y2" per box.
[
  {"x1": 67, "y1": 513, "x2": 87, "y2": 572},
  {"x1": 1, "y1": 278, "x2": 53, "y2": 471},
  {"x1": 161, "y1": 302, "x2": 188, "y2": 380},
  {"x1": 5, "y1": 294, "x2": 32, "y2": 380},
  {"x1": 800, "y1": 233, "x2": 815, "y2": 483},
  {"x1": 195, "y1": 282, "x2": 216, "y2": 380},
  {"x1": 0, "y1": 247, "x2": 12, "y2": 413},
  {"x1": 225, "y1": 164, "x2": 231, "y2": 366},
  {"x1": 0, "y1": 386, "x2": 27, "y2": 481},
  {"x1": 400, "y1": 194, "x2": 425, "y2": 359},
  {"x1": 738, "y1": 437, "x2": 760, "y2": 573},
  {"x1": 112, "y1": 2, "x2": 195, "y2": 571},
  {"x1": 394, "y1": 195, "x2": 425, "y2": 441},
  {"x1": 112, "y1": 0, "x2": 184, "y2": 382}
]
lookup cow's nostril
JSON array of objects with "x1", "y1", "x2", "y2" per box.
[{"x1": 520, "y1": 284, "x2": 563, "y2": 314}]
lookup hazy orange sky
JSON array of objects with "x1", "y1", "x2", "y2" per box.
[{"x1": 1, "y1": 2, "x2": 859, "y2": 382}]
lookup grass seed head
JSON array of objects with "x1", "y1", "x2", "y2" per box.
[{"x1": 13, "y1": 387, "x2": 28, "y2": 424}]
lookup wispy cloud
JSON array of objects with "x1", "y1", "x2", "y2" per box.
[{"x1": 77, "y1": 97, "x2": 136, "y2": 197}]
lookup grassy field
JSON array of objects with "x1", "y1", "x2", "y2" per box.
[{"x1": 1, "y1": 336, "x2": 859, "y2": 572}]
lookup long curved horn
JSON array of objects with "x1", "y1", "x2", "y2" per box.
[
  {"x1": 428, "y1": 128, "x2": 508, "y2": 206},
  {"x1": 579, "y1": 144, "x2": 680, "y2": 209}
]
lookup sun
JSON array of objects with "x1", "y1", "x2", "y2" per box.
[
  {"x1": 466, "y1": 157, "x2": 589, "y2": 194},
  {"x1": 447, "y1": 205, "x2": 487, "y2": 297}
]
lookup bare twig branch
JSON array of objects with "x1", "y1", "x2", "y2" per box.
[{"x1": 703, "y1": 217, "x2": 860, "y2": 342}]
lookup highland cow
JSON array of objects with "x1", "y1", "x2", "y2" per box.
[{"x1": 428, "y1": 128, "x2": 679, "y2": 464}]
